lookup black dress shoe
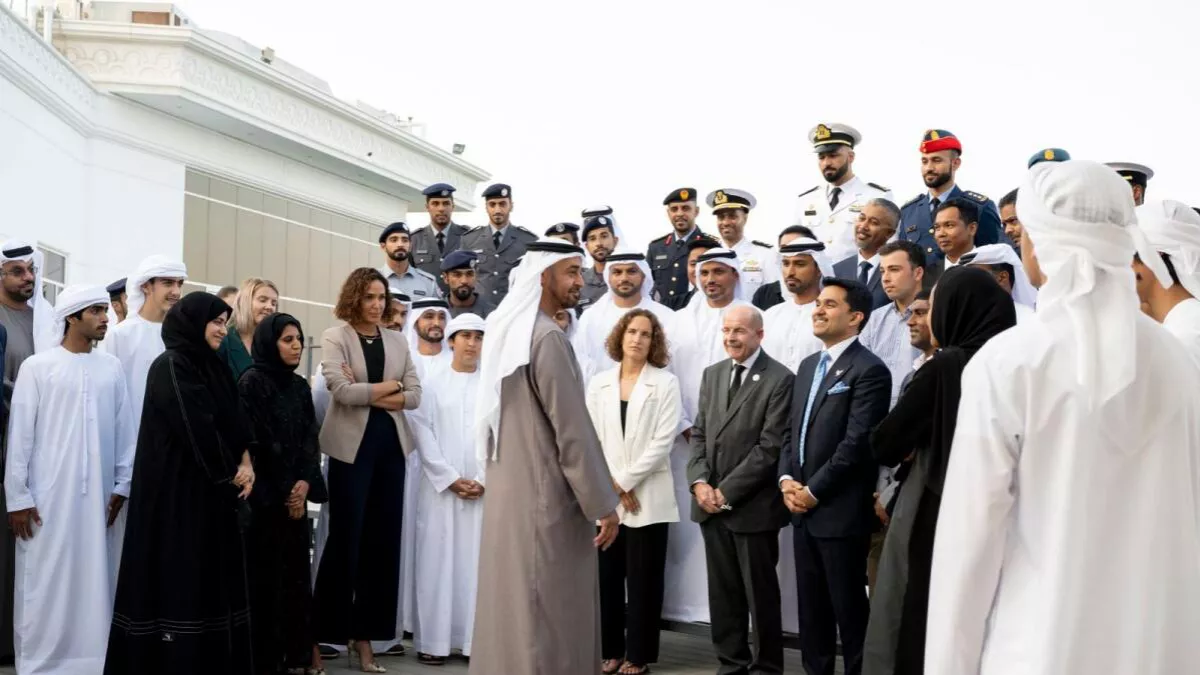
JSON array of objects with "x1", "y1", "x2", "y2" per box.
[{"x1": 318, "y1": 644, "x2": 340, "y2": 658}]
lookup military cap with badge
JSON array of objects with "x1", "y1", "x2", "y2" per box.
[{"x1": 1028, "y1": 148, "x2": 1071, "y2": 168}]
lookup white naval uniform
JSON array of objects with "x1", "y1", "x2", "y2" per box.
[
  {"x1": 793, "y1": 175, "x2": 893, "y2": 264},
  {"x1": 724, "y1": 238, "x2": 779, "y2": 300}
]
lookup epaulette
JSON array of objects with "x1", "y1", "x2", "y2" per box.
[
  {"x1": 962, "y1": 190, "x2": 989, "y2": 203},
  {"x1": 867, "y1": 182, "x2": 889, "y2": 193},
  {"x1": 513, "y1": 225, "x2": 536, "y2": 238},
  {"x1": 797, "y1": 185, "x2": 820, "y2": 198},
  {"x1": 466, "y1": 225, "x2": 485, "y2": 234},
  {"x1": 752, "y1": 240, "x2": 774, "y2": 249},
  {"x1": 410, "y1": 224, "x2": 430, "y2": 235},
  {"x1": 902, "y1": 194, "x2": 924, "y2": 208},
  {"x1": 651, "y1": 232, "x2": 673, "y2": 245}
]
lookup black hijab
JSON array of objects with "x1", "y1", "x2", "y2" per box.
[
  {"x1": 162, "y1": 292, "x2": 249, "y2": 459},
  {"x1": 246, "y1": 312, "x2": 303, "y2": 385},
  {"x1": 922, "y1": 265, "x2": 1018, "y2": 493}
]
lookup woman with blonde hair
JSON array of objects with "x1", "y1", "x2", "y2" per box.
[
  {"x1": 218, "y1": 277, "x2": 280, "y2": 379},
  {"x1": 586, "y1": 308, "x2": 682, "y2": 675}
]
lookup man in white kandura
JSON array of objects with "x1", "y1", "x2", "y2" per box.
[
  {"x1": 960, "y1": 243, "x2": 1038, "y2": 322},
  {"x1": 413, "y1": 313, "x2": 487, "y2": 666},
  {"x1": 406, "y1": 297, "x2": 452, "y2": 376},
  {"x1": 5, "y1": 285, "x2": 136, "y2": 675},
  {"x1": 1131, "y1": 198, "x2": 1200, "y2": 359},
  {"x1": 924, "y1": 160, "x2": 1200, "y2": 675},
  {"x1": 762, "y1": 239, "x2": 830, "y2": 372}
]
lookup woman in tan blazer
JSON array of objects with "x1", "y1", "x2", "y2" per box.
[
  {"x1": 585, "y1": 309, "x2": 682, "y2": 675},
  {"x1": 311, "y1": 268, "x2": 421, "y2": 673}
]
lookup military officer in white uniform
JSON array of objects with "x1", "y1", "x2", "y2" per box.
[
  {"x1": 705, "y1": 188, "x2": 778, "y2": 299},
  {"x1": 1105, "y1": 161, "x2": 1154, "y2": 206},
  {"x1": 793, "y1": 123, "x2": 893, "y2": 263}
]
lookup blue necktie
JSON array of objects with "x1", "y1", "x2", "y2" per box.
[
  {"x1": 858, "y1": 260, "x2": 871, "y2": 285},
  {"x1": 798, "y1": 352, "x2": 829, "y2": 466}
]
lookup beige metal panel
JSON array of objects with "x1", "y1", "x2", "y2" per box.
[
  {"x1": 307, "y1": 228, "x2": 333, "y2": 305},
  {"x1": 327, "y1": 214, "x2": 352, "y2": 294},
  {"x1": 234, "y1": 186, "x2": 264, "y2": 286},
  {"x1": 182, "y1": 193, "x2": 209, "y2": 281},
  {"x1": 184, "y1": 171, "x2": 209, "y2": 196},
  {"x1": 259, "y1": 195, "x2": 288, "y2": 286},
  {"x1": 285, "y1": 202, "x2": 312, "y2": 300},
  {"x1": 206, "y1": 179, "x2": 238, "y2": 287},
  {"x1": 349, "y1": 219, "x2": 373, "y2": 271}
]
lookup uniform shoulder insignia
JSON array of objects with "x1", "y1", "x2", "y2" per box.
[
  {"x1": 513, "y1": 225, "x2": 536, "y2": 238},
  {"x1": 797, "y1": 185, "x2": 820, "y2": 198},
  {"x1": 902, "y1": 194, "x2": 924, "y2": 208},
  {"x1": 963, "y1": 190, "x2": 989, "y2": 203},
  {"x1": 410, "y1": 225, "x2": 430, "y2": 235},
  {"x1": 751, "y1": 240, "x2": 774, "y2": 249},
  {"x1": 466, "y1": 225, "x2": 485, "y2": 233},
  {"x1": 866, "y1": 182, "x2": 889, "y2": 193}
]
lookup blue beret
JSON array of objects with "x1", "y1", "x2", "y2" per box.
[
  {"x1": 379, "y1": 221, "x2": 409, "y2": 243},
  {"x1": 1028, "y1": 148, "x2": 1071, "y2": 168},
  {"x1": 106, "y1": 278, "x2": 127, "y2": 296},
  {"x1": 440, "y1": 249, "x2": 478, "y2": 272},
  {"x1": 422, "y1": 183, "x2": 456, "y2": 198},
  {"x1": 481, "y1": 183, "x2": 512, "y2": 199}
]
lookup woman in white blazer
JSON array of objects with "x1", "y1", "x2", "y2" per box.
[{"x1": 586, "y1": 309, "x2": 682, "y2": 675}]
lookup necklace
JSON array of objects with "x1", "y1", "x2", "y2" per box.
[{"x1": 356, "y1": 329, "x2": 379, "y2": 344}]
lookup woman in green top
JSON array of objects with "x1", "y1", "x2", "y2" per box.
[{"x1": 218, "y1": 277, "x2": 279, "y2": 379}]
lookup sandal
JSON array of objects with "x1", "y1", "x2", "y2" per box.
[
  {"x1": 417, "y1": 652, "x2": 446, "y2": 666},
  {"x1": 619, "y1": 663, "x2": 650, "y2": 675},
  {"x1": 602, "y1": 658, "x2": 623, "y2": 674}
]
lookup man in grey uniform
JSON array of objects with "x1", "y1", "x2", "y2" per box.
[
  {"x1": 441, "y1": 250, "x2": 497, "y2": 319},
  {"x1": 410, "y1": 182, "x2": 471, "y2": 292},
  {"x1": 579, "y1": 214, "x2": 619, "y2": 312},
  {"x1": 460, "y1": 183, "x2": 537, "y2": 306},
  {"x1": 378, "y1": 221, "x2": 441, "y2": 300}
]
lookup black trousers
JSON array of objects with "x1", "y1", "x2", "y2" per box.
[
  {"x1": 598, "y1": 522, "x2": 669, "y2": 664},
  {"x1": 793, "y1": 524, "x2": 871, "y2": 675},
  {"x1": 700, "y1": 519, "x2": 784, "y2": 675},
  {"x1": 313, "y1": 415, "x2": 405, "y2": 643}
]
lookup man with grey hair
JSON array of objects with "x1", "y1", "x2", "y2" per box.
[
  {"x1": 833, "y1": 198, "x2": 898, "y2": 309},
  {"x1": 924, "y1": 160, "x2": 1200, "y2": 675}
]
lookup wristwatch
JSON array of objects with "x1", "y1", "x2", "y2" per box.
[{"x1": 395, "y1": 380, "x2": 404, "y2": 394}]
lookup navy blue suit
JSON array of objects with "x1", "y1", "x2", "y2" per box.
[
  {"x1": 897, "y1": 185, "x2": 1006, "y2": 262},
  {"x1": 779, "y1": 340, "x2": 891, "y2": 675},
  {"x1": 832, "y1": 256, "x2": 889, "y2": 310}
]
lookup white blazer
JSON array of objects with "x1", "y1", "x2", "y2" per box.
[{"x1": 585, "y1": 364, "x2": 682, "y2": 527}]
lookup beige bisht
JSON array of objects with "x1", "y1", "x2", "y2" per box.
[{"x1": 470, "y1": 240, "x2": 619, "y2": 675}]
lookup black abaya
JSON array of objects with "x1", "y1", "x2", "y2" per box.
[{"x1": 104, "y1": 292, "x2": 256, "y2": 675}]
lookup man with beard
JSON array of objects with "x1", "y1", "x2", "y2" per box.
[
  {"x1": 386, "y1": 289, "x2": 411, "y2": 331},
  {"x1": 1105, "y1": 162, "x2": 1154, "y2": 206},
  {"x1": 107, "y1": 278, "x2": 129, "y2": 323},
  {"x1": 406, "y1": 297, "x2": 452, "y2": 374},
  {"x1": 681, "y1": 236, "x2": 721, "y2": 308},
  {"x1": 753, "y1": 225, "x2": 818, "y2": 311},
  {"x1": 762, "y1": 239, "x2": 830, "y2": 373},
  {"x1": 898, "y1": 130, "x2": 1004, "y2": 262},
  {"x1": 411, "y1": 184, "x2": 471, "y2": 293},
  {"x1": 706, "y1": 189, "x2": 779, "y2": 300},
  {"x1": 648, "y1": 188, "x2": 709, "y2": 310},
  {"x1": 580, "y1": 215, "x2": 620, "y2": 312},
  {"x1": 6, "y1": 285, "x2": 135, "y2": 675},
  {"x1": 794, "y1": 123, "x2": 893, "y2": 263},
  {"x1": 461, "y1": 183, "x2": 537, "y2": 305},
  {"x1": 833, "y1": 199, "x2": 899, "y2": 309},
  {"x1": 998, "y1": 188, "x2": 1022, "y2": 251},
  {"x1": 471, "y1": 239, "x2": 619, "y2": 675},
  {"x1": 378, "y1": 221, "x2": 441, "y2": 300},
  {"x1": 439, "y1": 250, "x2": 495, "y2": 319}
]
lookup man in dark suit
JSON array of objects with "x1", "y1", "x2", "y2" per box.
[
  {"x1": 752, "y1": 225, "x2": 817, "y2": 311},
  {"x1": 779, "y1": 278, "x2": 891, "y2": 675},
  {"x1": 687, "y1": 304, "x2": 794, "y2": 675},
  {"x1": 832, "y1": 200, "x2": 896, "y2": 309}
]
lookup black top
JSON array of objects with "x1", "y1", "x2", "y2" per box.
[
  {"x1": 359, "y1": 332, "x2": 385, "y2": 383},
  {"x1": 619, "y1": 399, "x2": 629, "y2": 434}
]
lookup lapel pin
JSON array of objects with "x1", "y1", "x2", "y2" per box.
[
  {"x1": 835, "y1": 369, "x2": 844, "y2": 377},
  {"x1": 752, "y1": 374, "x2": 761, "y2": 382}
]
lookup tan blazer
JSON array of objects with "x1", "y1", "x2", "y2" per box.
[
  {"x1": 319, "y1": 324, "x2": 422, "y2": 463},
  {"x1": 585, "y1": 364, "x2": 682, "y2": 527}
]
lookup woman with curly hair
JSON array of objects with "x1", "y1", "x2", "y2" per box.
[
  {"x1": 311, "y1": 268, "x2": 422, "y2": 673},
  {"x1": 585, "y1": 309, "x2": 683, "y2": 675}
]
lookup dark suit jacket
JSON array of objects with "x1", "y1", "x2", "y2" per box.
[
  {"x1": 687, "y1": 351, "x2": 794, "y2": 533},
  {"x1": 751, "y1": 281, "x2": 784, "y2": 312},
  {"x1": 779, "y1": 340, "x2": 891, "y2": 538},
  {"x1": 833, "y1": 255, "x2": 890, "y2": 309}
]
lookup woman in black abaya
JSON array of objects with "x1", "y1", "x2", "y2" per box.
[
  {"x1": 863, "y1": 266, "x2": 1017, "y2": 675},
  {"x1": 105, "y1": 291, "x2": 257, "y2": 675},
  {"x1": 239, "y1": 313, "x2": 328, "y2": 675}
]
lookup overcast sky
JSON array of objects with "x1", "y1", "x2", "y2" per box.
[{"x1": 186, "y1": 0, "x2": 1200, "y2": 252}]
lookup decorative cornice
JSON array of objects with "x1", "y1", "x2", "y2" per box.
[
  {"x1": 53, "y1": 19, "x2": 488, "y2": 203},
  {"x1": 0, "y1": 5, "x2": 96, "y2": 132}
]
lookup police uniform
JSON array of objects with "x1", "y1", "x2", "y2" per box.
[
  {"x1": 410, "y1": 183, "x2": 470, "y2": 291},
  {"x1": 377, "y1": 221, "x2": 442, "y2": 299},
  {"x1": 647, "y1": 188, "x2": 707, "y2": 311},
  {"x1": 544, "y1": 221, "x2": 581, "y2": 246},
  {"x1": 577, "y1": 215, "x2": 617, "y2": 312},
  {"x1": 898, "y1": 130, "x2": 1006, "y2": 261},
  {"x1": 440, "y1": 250, "x2": 497, "y2": 319},
  {"x1": 706, "y1": 188, "x2": 778, "y2": 300},
  {"x1": 1028, "y1": 147, "x2": 1071, "y2": 168},
  {"x1": 1105, "y1": 162, "x2": 1154, "y2": 206},
  {"x1": 793, "y1": 123, "x2": 893, "y2": 263},
  {"x1": 458, "y1": 183, "x2": 536, "y2": 305}
]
